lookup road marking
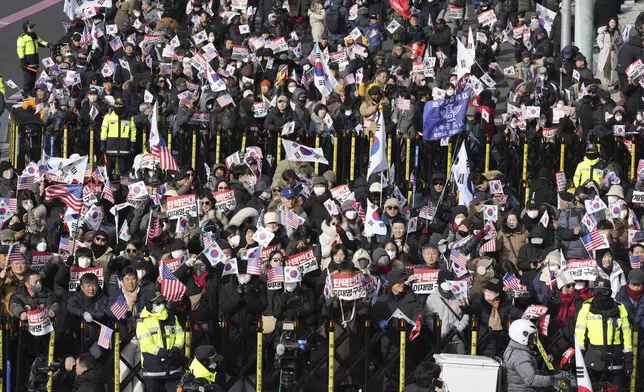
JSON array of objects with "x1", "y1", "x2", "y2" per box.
[{"x1": 0, "y1": 0, "x2": 63, "y2": 30}]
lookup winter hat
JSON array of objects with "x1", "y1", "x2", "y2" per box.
[
  {"x1": 323, "y1": 170, "x2": 336, "y2": 185},
  {"x1": 556, "y1": 271, "x2": 575, "y2": 289},
  {"x1": 451, "y1": 205, "x2": 468, "y2": 219},
  {"x1": 606, "y1": 185, "x2": 624, "y2": 199},
  {"x1": 243, "y1": 90, "x2": 254, "y2": 98},
  {"x1": 457, "y1": 218, "x2": 472, "y2": 231},
  {"x1": 0, "y1": 229, "x2": 14, "y2": 242},
  {"x1": 429, "y1": 233, "x2": 445, "y2": 247},
  {"x1": 387, "y1": 268, "x2": 409, "y2": 284},
  {"x1": 312, "y1": 176, "x2": 328, "y2": 187},
  {"x1": 0, "y1": 161, "x2": 12, "y2": 174},
  {"x1": 341, "y1": 200, "x2": 355, "y2": 213},
  {"x1": 369, "y1": 182, "x2": 382, "y2": 193},
  {"x1": 484, "y1": 277, "x2": 503, "y2": 293},
  {"x1": 264, "y1": 212, "x2": 278, "y2": 224},
  {"x1": 384, "y1": 198, "x2": 399, "y2": 209}
]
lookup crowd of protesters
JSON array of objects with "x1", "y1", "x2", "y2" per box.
[{"x1": 4, "y1": 0, "x2": 644, "y2": 391}]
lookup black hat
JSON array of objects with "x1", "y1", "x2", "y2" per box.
[
  {"x1": 150, "y1": 292, "x2": 166, "y2": 304},
  {"x1": 471, "y1": 192, "x2": 487, "y2": 205},
  {"x1": 559, "y1": 191, "x2": 574, "y2": 202},
  {"x1": 593, "y1": 278, "x2": 611, "y2": 293},
  {"x1": 114, "y1": 97, "x2": 125, "y2": 107},
  {"x1": 72, "y1": 32, "x2": 82, "y2": 41},
  {"x1": 628, "y1": 269, "x2": 644, "y2": 285},
  {"x1": 387, "y1": 269, "x2": 409, "y2": 285},
  {"x1": 484, "y1": 277, "x2": 503, "y2": 293},
  {"x1": 194, "y1": 345, "x2": 224, "y2": 362},
  {"x1": 368, "y1": 85, "x2": 382, "y2": 96},
  {"x1": 370, "y1": 14, "x2": 378, "y2": 19},
  {"x1": 170, "y1": 170, "x2": 189, "y2": 182}
]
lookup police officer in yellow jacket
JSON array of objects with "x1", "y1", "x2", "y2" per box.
[
  {"x1": 136, "y1": 292, "x2": 185, "y2": 392},
  {"x1": 188, "y1": 345, "x2": 223, "y2": 388},
  {"x1": 101, "y1": 97, "x2": 136, "y2": 176},
  {"x1": 575, "y1": 278, "x2": 633, "y2": 391},
  {"x1": 573, "y1": 143, "x2": 603, "y2": 187},
  {"x1": 16, "y1": 21, "x2": 50, "y2": 97}
]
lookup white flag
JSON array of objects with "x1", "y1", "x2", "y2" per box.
[
  {"x1": 366, "y1": 111, "x2": 388, "y2": 179},
  {"x1": 149, "y1": 102, "x2": 160, "y2": 146},
  {"x1": 281, "y1": 139, "x2": 329, "y2": 165},
  {"x1": 575, "y1": 337, "x2": 594, "y2": 392},
  {"x1": 467, "y1": 27, "x2": 476, "y2": 59},
  {"x1": 119, "y1": 220, "x2": 131, "y2": 241},
  {"x1": 539, "y1": 210, "x2": 550, "y2": 227},
  {"x1": 451, "y1": 143, "x2": 473, "y2": 205},
  {"x1": 364, "y1": 200, "x2": 387, "y2": 236},
  {"x1": 456, "y1": 38, "x2": 475, "y2": 82}
]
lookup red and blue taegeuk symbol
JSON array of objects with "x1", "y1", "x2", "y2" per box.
[
  {"x1": 299, "y1": 146, "x2": 313, "y2": 156},
  {"x1": 289, "y1": 269, "x2": 299, "y2": 279},
  {"x1": 370, "y1": 137, "x2": 380, "y2": 155}
]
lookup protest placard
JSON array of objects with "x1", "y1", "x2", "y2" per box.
[
  {"x1": 69, "y1": 266, "x2": 104, "y2": 291},
  {"x1": 27, "y1": 309, "x2": 54, "y2": 336},
  {"x1": 411, "y1": 268, "x2": 439, "y2": 294},
  {"x1": 166, "y1": 194, "x2": 197, "y2": 219},
  {"x1": 332, "y1": 272, "x2": 366, "y2": 300},
  {"x1": 286, "y1": 249, "x2": 318, "y2": 274}
]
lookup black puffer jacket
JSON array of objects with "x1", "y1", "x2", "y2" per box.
[
  {"x1": 617, "y1": 35, "x2": 644, "y2": 74},
  {"x1": 218, "y1": 276, "x2": 268, "y2": 331}
]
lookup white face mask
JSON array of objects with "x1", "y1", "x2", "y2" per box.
[
  {"x1": 454, "y1": 217, "x2": 464, "y2": 226},
  {"x1": 615, "y1": 115, "x2": 623, "y2": 122},
  {"x1": 284, "y1": 282, "x2": 297, "y2": 292},
  {"x1": 78, "y1": 257, "x2": 92, "y2": 268},
  {"x1": 438, "y1": 244, "x2": 447, "y2": 253},
  {"x1": 22, "y1": 201, "x2": 34, "y2": 211},
  {"x1": 3, "y1": 169, "x2": 13, "y2": 180},
  {"x1": 607, "y1": 196, "x2": 619, "y2": 204},
  {"x1": 133, "y1": 10, "x2": 141, "y2": 17},
  {"x1": 237, "y1": 274, "x2": 251, "y2": 284},
  {"x1": 229, "y1": 235, "x2": 240, "y2": 248},
  {"x1": 171, "y1": 250, "x2": 184, "y2": 258},
  {"x1": 638, "y1": 114, "x2": 643, "y2": 122},
  {"x1": 527, "y1": 210, "x2": 539, "y2": 219},
  {"x1": 344, "y1": 110, "x2": 352, "y2": 116},
  {"x1": 209, "y1": 36, "x2": 215, "y2": 43},
  {"x1": 36, "y1": 243, "x2": 47, "y2": 252},
  {"x1": 153, "y1": 303, "x2": 165, "y2": 313},
  {"x1": 344, "y1": 210, "x2": 357, "y2": 220},
  {"x1": 387, "y1": 250, "x2": 397, "y2": 259},
  {"x1": 446, "y1": 90, "x2": 455, "y2": 97},
  {"x1": 288, "y1": 87, "x2": 296, "y2": 93},
  {"x1": 137, "y1": 269, "x2": 146, "y2": 280},
  {"x1": 531, "y1": 237, "x2": 544, "y2": 245},
  {"x1": 313, "y1": 186, "x2": 326, "y2": 196}
]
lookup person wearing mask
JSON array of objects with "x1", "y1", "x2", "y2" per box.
[
  {"x1": 503, "y1": 319, "x2": 569, "y2": 391},
  {"x1": 101, "y1": 98, "x2": 137, "y2": 176},
  {"x1": 545, "y1": 272, "x2": 585, "y2": 354},
  {"x1": 319, "y1": 215, "x2": 347, "y2": 268},
  {"x1": 303, "y1": 177, "x2": 333, "y2": 231},
  {"x1": 92, "y1": 229, "x2": 114, "y2": 274},
  {"x1": 425, "y1": 280, "x2": 469, "y2": 354},
  {"x1": 616, "y1": 269, "x2": 644, "y2": 328},
  {"x1": 557, "y1": 187, "x2": 592, "y2": 260},
  {"x1": 595, "y1": 248, "x2": 626, "y2": 299},
  {"x1": 16, "y1": 20, "x2": 51, "y2": 97},
  {"x1": 360, "y1": 85, "x2": 389, "y2": 134},
  {"x1": 575, "y1": 278, "x2": 633, "y2": 390},
  {"x1": 188, "y1": 345, "x2": 223, "y2": 387},
  {"x1": 517, "y1": 224, "x2": 556, "y2": 283},
  {"x1": 270, "y1": 188, "x2": 308, "y2": 239},
  {"x1": 373, "y1": 267, "x2": 424, "y2": 333},
  {"x1": 136, "y1": 293, "x2": 185, "y2": 391},
  {"x1": 496, "y1": 212, "x2": 529, "y2": 266},
  {"x1": 273, "y1": 275, "x2": 315, "y2": 327},
  {"x1": 9, "y1": 269, "x2": 58, "y2": 320}
]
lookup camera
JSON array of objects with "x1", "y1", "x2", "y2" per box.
[
  {"x1": 28, "y1": 355, "x2": 61, "y2": 392},
  {"x1": 274, "y1": 322, "x2": 309, "y2": 391}
]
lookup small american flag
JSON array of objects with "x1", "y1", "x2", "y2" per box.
[
  {"x1": 216, "y1": 93, "x2": 233, "y2": 108},
  {"x1": 631, "y1": 255, "x2": 642, "y2": 269},
  {"x1": 581, "y1": 231, "x2": 609, "y2": 252},
  {"x1": 96, "y1": 322, "x2": 114, "y2": 349},
  {"x1": 7, "y1": 243, "x2": 23, "y2": 262},
  {"x1": 92, "y1": 168, "x2": 104, "y2": 183},
  {"x1": 638, "y1": 159, "x2": 644, "y2": 178},
  {"x1": 147, "y1": 214, "x2": 161, "y2": 242},
  {"x1": 409, "y1": 172, "x2": 416, "y2": 194},
  {"x1": 246, "y1": 247, "x2": 262, "y2": 275},
  {"x1": 480, "y1": 239, "x2": 496, "y2": 253},
  {"x1": 45, "y1": 184, "x2": 83, "y2": 211},
  {"x1": 16, "y1": 175, "x2": 35, "y2": 191},
  {"x1": 503, "y1": 273, "x2": 527, "y2": 291},
  {"x1": 160, "y1": 263, "x2": 187, "y2": 302},
  {"x1": 284, "y1": 210, "x2": 304, "y2": 229},
  {"x1": 353, "y1": 201, "x2": 366, "y2": 223},
  {"x1": 110, "y1": 295, "x2": 128, "y2": 320},
  {"x1": 201, "y1": 232, "x2": 214, "y2": 249},
  {"x1": 59, "y1": 237, "x2": 83, "y2": 256},
  {"x1": 109, "y1": 37, "x2": 122, "y2": 52},
  {"x1": 80, "y1": 25, "x2": 91, "y2": 48},
  {"x1": 151, "y1": 138, "x2": 179, "y2": 171},
  {"x1": 102, "y1": 178, "x2": 115, "y2": 203},
  {"x1": 450, "y1": 250, "x2": 467, "y2": 269},
  {"x1": 267, "y1": 266, "x2": 284, "y2": 284}
]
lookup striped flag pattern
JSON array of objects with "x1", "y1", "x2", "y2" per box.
[
  {"x1": 102, "y1": 177, "x2": 115, "y2": 203},
  {"x1": 581, "y1": 231, "x2": 609, "y2": 252},
  {"x1": 45, "y1": 184, "x2": 83, "y2": 211},
  {"x1": 160, "y1": 262, "x2": 187, "y2": 302},
  {"x1": 245, "y1": 247, "x2": 262, "y2": 275},
  {"x1": 92, "y1": 168, "x2": 104, "y2": 183},
  {"x1": 201, "y1": 232, "x2": 214, "y2": 249},
  {"x1": 7, "y1": 243, "x2": 23, "y2": 262},
  {"x1": 353, "y1": 201, "x2": 366, "y2": 223},
  {"x1": 58, "y1": 237, "x2": 83, "y2": 255},
  {"x1": 480, "y1": 239, "x2": 496, "y2": 253},
  {"x1": 216, "y1": 93, "x2": 233, "y2": 108},
  {"x1": 638, "y1": 159, "x2": 644, "y2": 178},
  {"x1": 267, "y1": 266, "x2": 285, "y2": 284},
  {"x1": 79, "y1": 25, "x2": 91, "y2": 48},
  {"x1": 410, "y1": 172, "x2": 416, "y2": 193},
  {"x1": 17, "y1": 176, "x2": 35, "y2": 191},
  {"x1": 503, "y1": 273, "x2": 527, "y2": 291},
  {"x1": 0, "y1": 198, "x2": 18, "y2": 212},
  {"x1": 450, "y1": 250, "x2": 467, "y2": 269},
  {"x1": 284, "y1": 210, "x2": 304, "y2": 229},
  {"x1": 151, "y1": 138, "x2": 179, "y2": 171},
  {"x1": 147, "y1": 214, "x2": 161, "y2": 242},
  {"x1": 110, "y1": 295, "x2": 128, "y2": 320},
  {"x1": 96, "y1": 322, "x2": 114, "y2": 349}
]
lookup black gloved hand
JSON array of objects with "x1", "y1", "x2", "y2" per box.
[
  {"x1": 169, "y1": 347, "x2": 182, "y2": 360},
  {"x1": 157, "y1": 348, "x2": 169, "y2": 358},
  {"x1": 100, "y1": 141, "x2": 106, "y2": 154},
  {"x1": 129, "y1": 142, "x2": 136, "y2": 156},
  {"x1": 20, "y1": 58, "x2": 27, "y2": 70},
  {"x1": 624, "y1": 352, "x2": 634, "y2": 375}
]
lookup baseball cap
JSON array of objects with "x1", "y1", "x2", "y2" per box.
[{"x1": 281, "y1": 188, "x2": 295, "y2": 199}]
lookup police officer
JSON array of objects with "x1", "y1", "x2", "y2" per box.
[
  {"x1": 575, "y1": 278, "x2": 633, "y2": 391},
  {"x1": 100, "y1": 97, "x2": 137, "y2": 176},
  {"x1": 188, "y1": 345, "x2": 223, "y2": 387},
  {"x1": 16, "y1": 21, "x2": 51, "y2": 98},
  {"x1": 136, "y1": 292, "x2": 185, "y2": 392}
]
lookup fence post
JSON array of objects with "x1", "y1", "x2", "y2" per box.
[
  {"x1": 631, "y1": 142, "x2": 636, "y2": 181},
  {"x1": 191, "y1": 130, "x2": 197, "y2": 170},
  {"x1": 88, "y1": 127, "x2": 94, "y2": 172},
  {"x1": 8, "y1": 122, "x2": 13, "y2": 166},
  {"x1": 350, "y1": 133, "x2": 356, "y2": 181},
  {"x1": 0, "y1": 318, "x2": 3, "y2": 392},
  {"x1": 184, "y1": 321, "x2": 192, "y2": 358},
  {"x1": 15, "y1": 125, "x2": 20, "y2": 168},
  {"x1": 63, "y1": 124, "x2": 68, "y2": 158},
  {"x1": 16, "y1": 321, "x2": 24, "y2": 392},
  {"x1": 142, "y1": 126, "x2": 147, "y2": 154},
  {"x1": 433, "y1": 313, "x2": 441, "y2": 350},
  {"x1": 484, "y1": 137, "x2": 490, "y2": 172},
  {"x1": 114, "y1": 322, "x2": 120, "y2": 392},
  {"x1": 559, "y1": 137, "x2": 565, "y2": 172},
  {"x1": 333, "y1": 133, "x2": 338, "y2": 174},
  {"x1": 215, "y1": 131, "x2": 221, "y2": 164},
  {"x1": 399, "y1": 320, "x2": 406, "y2": 392},
  {"x1": 167, "y1": 131, "x2": 173, "y2": 152},
  {"x1": 46, "y1": 321, "x2": 56, "y2": 392},
  {"x1": 5, "y1": 319, "x2": 10, "y2": 392},
  {"x1": 315, "y1": 135, "x2": 320, "y2": 174},
  {"x1": 328, "y1": 321, "x2": 335, "y2": 392},
  {"x1": 446, "y1": 141, "x2": 452, "y2": 177},
  {"x1": 218, "y1": 318, "x2": 229, "y2": 390},
  {"x1": 405, "y1": 137, "x2": 411, "y2": 198},
  {"x1": 522, "y1": 137, "x2": 529, "y2": 203},
  {"x1": 631, "y1": 325, "x2": 639, "y2": 392},
  {"x1": 470, "y1": 318, "x2": 477, "y2": 355},
  {"x1": 256, "y1": 320, "x2": 263, "y2": 392},
  {"x1": 241, "y1": 132, "x2": 247, "y2": 153},
  {"x1": 364, "y1": 319, "x2": 370, "y2": 392}
]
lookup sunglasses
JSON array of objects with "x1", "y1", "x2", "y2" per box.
[
  {"x1": 271, "y1": 258, "x2": 283, "y2": 262},
  {"x1": 563, "y1": 284, "x2": 575, "y2": 289},
  {"x1": 272, "y1": 188, "x2": 282, "y2": 193},
  {"x1": 202, "y1": 201, "x2": 211, "y2": 205},
  {"x1": 433, "y1": 182, "x2": 445, "y2": 186},
  {"x1": 95, "y1": 237, "x2": 107, "y2": 243},
  {"x1": 218, "y1": 186, "x2": 229, "y2": 190},
  {"x1": 126, "y1": 248, "x2": 138, "y2": 253},
  {"x1": 386, "y1": 206, "x2": 398, "y2": 210}
]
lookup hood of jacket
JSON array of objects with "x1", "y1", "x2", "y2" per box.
[{"x1": 628, "y1": 34, "x2": 642, "y2": 47}]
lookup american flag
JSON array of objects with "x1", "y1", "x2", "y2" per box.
[
  {"x1": 7, "y1": 243, "x2": 23, "y2": 262},
  {"x1": 246, "y1": 247, "x2": 262, "y2": 275},
  {"x1": 147, "y1": 214, "x2": 161, "y2": 242},
  {"x1": 631, "y1": 255, "x2": 642, "y2": 269},
  {"x1": 480, "y1": 239, "x2": 496, "y2": 253},
  {"x1": 353, "y1": 201, "x2": 366, "y2": 223},
  {"x1": 109, "y1": 37, "x2": 122, "y2": 52},
  {"x1": 503, "y1": 273, "x2": 527, "y2": 291},
  {"x1": 151, "y1": 138, "x2": 179, "y2": 171},
  {"x1": 267, "y1": 266, "x2": 284, "y2": 284},
  {"x1": 102, "y1": 178, "x2": 115, "y2": 203},
  {"x1": 16, "y1": 175, "x2": 35, "y2": 191},
  {"x1": 284, "y1": 210, "x2": 304, "y2": 229},
  {"x1": 409, "y1": 172, "x2": 416, "y2": 194},
  {"x1": 581, "y1": 231, "x2": 609, "y2": 252},
  {"x1": 96, "y1": 322, "x2": 113, "y2": 349},
  {"x1": 80, "y1": 25, "x2": 91, "y2": 49},
  {"x1": 92, "y1": 168, "x2": 104, "y2": 183},
  {"x1": 201, "y1": 232, "x2": 214, "y2": 249},
  {"x1": 160, "y1": 262, "x2": 187, "y2": 302},
  {"x1": 45, "y1": 184, "x2": 83, "y2": 211},
  {"x1": 216, "y1": 93, "x2": 233, "y2": 108},
  {"x1": 4, "y1": 198, "x2": 17, "y2": 212},
  {"x1": 110, "y1": 295, "x2": 128, "y2": 320},
  {"x1": 59, "y1": 237, "x2": 83, "y2": 255},
  {"x1": 450, "y1": 250, "x2": 467, "y2": 269},
  {"x1": 638, "y1": 159, "x2": 644, "y2": 178}
]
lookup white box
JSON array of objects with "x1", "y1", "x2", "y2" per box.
[{"x1": 434, "y1": 353, "x2": 500, "y2": 392}]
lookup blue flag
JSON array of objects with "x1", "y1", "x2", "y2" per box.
[{"x1": 422, "y1": 89, "x2": 471, "y2": 141}]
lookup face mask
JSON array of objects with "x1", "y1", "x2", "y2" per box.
[
  {"x1": 586, "y1": 153, "x2": 599, "y2": 160},
  {"x1": 509, "y1": 122, "x2": 518, "y2": 130},
  {"x1": 153, "y1": 303, "x2": 165, "y2": 313},
  {"x1": 386, "y1": 250, "x2": 397, "y2": 259},
  {"x1": 438, "y1": 244, "x2": 447, "y2": 253},
  {"x1": 377, "y1": 257, "x2": 389, "y2": 266},
  {"x1": 3, "y1": 170, "x2": 12, "y2": 180},
  {"x1": 288, "y1": 87, "x2": 296, "y2": 93},
  {"x1": 209, "y1": 36, "x2": 215, "y2": 42},
  {"x1": 171, "y1": 250, "x2": 184, "y2": 258},
  {"x1": 284, "y1": 282, "x2": 297, "y2": 292},
  {"x1": 344, "y1": 210, "x2": 357, "y2": 220},
  {"x1": 137, "y1": 269, "x2": 146, "y2": 280},
  {"x1": 527, "y1": 210, "x2": 539, "y2": 219},
  {"x1": 31, "y1": 283, "x2": 42, "y2": 294},
  {"x1": 114, "y1": 107, "x2": 125, "y2": 116},
  {"x1": 78, "y1": 257, "x2": 91, "y2": 268},
  {"x1": 483, "y1": 289, "x2": 497, "y2": 301},
  {"x1": 531, "y1": 237, "x2": 544, "y2": 245},
  {"x1": 133, "y1": 11, "x2": 141, "y2": 17},
  {"x1": 229, "y1": 235, "x2": 240, "y2": 248},
  {"x1": 268, "y1": 226, "x2": 278, "y2": 233},
  {"x1": 454, "y1": 217, "x2": 464, "y2": 226},
  {"x1": 457, "y1": 230, "x2": 469, "y2": 237},
  {"x1": 88, "y1": 95, "x2": 97, "y2": 103},
  {"x1": 607, "y1": 196, "x2": 619, "y2": 204},
  {"x1": 539, "y1": 118, "x2": 546, "y2": 126},
  {"x1": 446, "y1": 90, "x2": 455, "y2": 97},
  {"x1": 22, "y1": 201, "x2": 34, "y2": 211},
  {"x1": 344, "y1": 110, "x2": 352, "y2": 116},
  {"x1": 313, "y1": 186, "x2": 326, "y2": 196},
  {"x1": 193, "y1": 264, "x2": 206, "y2": 276},
  {"x1": 238, "y1": 274, "x2": 251, "y2": 285},
  {"x1": 615, "y1": 115, "x2": 623, "y2": 122},
  {"x1": 36, "y1": 243, "x2": 47, "y2": 252}
]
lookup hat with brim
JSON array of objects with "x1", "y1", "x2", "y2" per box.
[
  {"x1": 194, "y1": 345, "x2": 224, "y2": 362},
  {"x1": 150, "y1": 292, "x2": 166, "y2": 304}
]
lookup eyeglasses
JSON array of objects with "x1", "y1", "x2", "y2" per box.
[
  {"x1": 125, "y1": 248, "x2": 138, "y2": 254},
  {"x1": 563, "y1": 284, "x2": 575, "y2": 289},
  {"x1": 273, "y1": 188, "x2": 282, "y2": 193},
  {"x1": 386, "y1": 206, "x2": 398, "y2": 210},
  {"x1": 95, "y1": 237, "x2": 107, "y2": 243},
  {"x1": 271, "y1": 258, "x2": 283, "y2": 263},
  {"x1": 218, "y1": 186, "x2": 229, "y2": 190},
  {"x1": 433, "y1": 182, "x2": 445, "y2": 186}
]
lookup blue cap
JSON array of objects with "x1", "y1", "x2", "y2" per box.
[{"x1": 281, "y1": 188, "x2": 295, "y2": 199}]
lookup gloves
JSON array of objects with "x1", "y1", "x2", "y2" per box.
[
  {"x1": 184, "y1": 257, "x2": 195, "y2": 267},
  {"x1": 83, "y1": 311, "x2": 93, "y2": 323},
  {"x1": 169, "y1": 346, "x2": 182, "y2": 360},
  {"x1": 100, "y1": 141, "x2": 106, "y2": 154},
  {"x1": 129, "y1": 142, "x2": 136, "y2": 155},
  {"x1": 624, "y1": 352, "x2": 634, "y2": 376},
  {"x1": 379, "y1": 320, "x2": 388, "y2": 329},
  {"x1": 157, "y1": 348, "x2": 170, "y2": 358},
  {"x1": 551, "y1": 372, "x2": 569, "y2": 390},
  {"x1": 475, "y1": 229, "x2": 488, "y2": 240}
]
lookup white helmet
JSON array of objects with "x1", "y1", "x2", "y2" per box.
[{"x1": 508, "y1": 319, "x2": 537, "y2": 346}]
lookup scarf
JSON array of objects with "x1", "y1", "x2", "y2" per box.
[
  {"x1": 627, "y1": 286, "x2": 643, "y2": 302},
  {"x1": 487, "y1": 300, "x2": 503, "y2": 331},
  {"x1": 579, "y1": 287, "x2": 594, "y2": 300},
  {"x1": 557, "y1": 290, "x2": 576, "y2": 327},
  {"x1": 123, "y1": 287, "x2": 139, "y2": 312},
  {"x1": 193, "y1": 270, "x2": 210, "y2": 289}
]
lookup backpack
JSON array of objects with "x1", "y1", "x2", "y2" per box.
[{"x1": 326, "y1": 6, "x2": 345, "y2": 34}]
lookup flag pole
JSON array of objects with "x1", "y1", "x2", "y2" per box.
[{"x1": 145, "y1": 210, "x2": 153, "y2": 245}]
